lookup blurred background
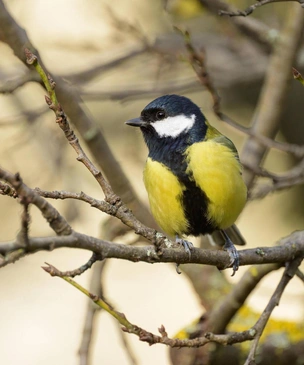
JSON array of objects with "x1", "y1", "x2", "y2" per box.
[{"x1": 0, "y1": 0, "x2": 304, "y2": 364}]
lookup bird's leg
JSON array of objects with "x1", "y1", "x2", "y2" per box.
[
  {"x1": 221, "y1": 230, "x2": 239, "y2": 276},
  {"x1": 175, "y1": 235, "x2": 193, "y2": 259}
]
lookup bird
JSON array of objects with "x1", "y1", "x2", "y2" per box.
[{"x1": 126, "y1": 94, "x2": 247, "y2": 275}]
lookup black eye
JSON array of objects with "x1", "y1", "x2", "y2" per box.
[{"x1": 156, "y1": 111, "x2": 165, "y2": 120}]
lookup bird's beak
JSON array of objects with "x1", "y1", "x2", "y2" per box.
[{"x1": 125, "y1": 117, "x2": 146, "y2": 127}]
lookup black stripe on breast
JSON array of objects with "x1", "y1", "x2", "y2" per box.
[{"x1": 179, "y1": 174, "x2": 217, "y2": 236}]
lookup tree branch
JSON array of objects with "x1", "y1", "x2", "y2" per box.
[
  {"x1": 245, "y1": 257, "x2": 303, "y2": 364},
  {"x1": 198, "y1": 0, "x2": 275, "y2": 51},
  {"x1": 219, "y1": 0, "x2": 304, "y2": 17},
  {"x1": 241, "y1": 4, "x2": 304, "y2": 188},
  {"x1": 0, "y1": 168, "x2": 72, "y2": 236},
  {"x1": 1, "y1": 230, "x2": 304, "y2": 270},
  {"x1": 42, "y1": 263, "x2": 257, "y2": 348},
  {"x1": 208, "y1": 263, "x2": 280, "y2": 334},
  {"x1": 0, "y1": 0, "x2": 155, "y2": 231}
]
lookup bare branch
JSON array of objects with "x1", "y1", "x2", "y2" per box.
[
  {"x1": 296, "y1": 268, "x2": 304, "y2": 283},
  {"x1": 0, "y1": 70, "x2": 41, "y2": 93},
  {"x1": 66, "y1": 46, "x2": 147, "y2": 84},
  {"x1": 241, "y1": 5, "x2": 304, "y2": 187},
  {"x1": 208, "y1": 263, "x2": 280, "y2": 333},
  {"x1": 0, "y1": 0, "x2": 154, "y2": 232},
  {"x1": 24, "y1": 49, "x2": 117, "y2": 204},
  {"x1": 198, "y1": 0, "x2": 275, "y2": 51},
  {"x1": 219, "y1": 0, "x2": 304, "y2": 17},
  {"x1": 178, "y1": 28, "x2": 304, "y2": 166},
  {"x1": 42, "y1": 262, "x2": 257, "y2": 348},
  {"x1": 1, "y1": 230, "x2": 304, "y2": 270},
  {"x1": 245, "y1": 257, "x2": 303, "y2": 364},
  {"x1": 43, "y1": 259, "x2": 302, "y2": 352},
  {"x1": 49, "y1": 253, "x2": 103, "y2": 278},
  {"x1": 78, "y1": 260, "x2": 105, "y2": 365},
  {"x1": 17, "y1": 202, "x2": 30, "y2": 247},
  {"x1": 0, "y1": 181, "x2": 17, "y2": 198},
  {"x1": 0, "y1": 168, "x2": 72, "y2": 236}
]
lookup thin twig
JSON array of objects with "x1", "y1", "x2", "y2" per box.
[
  {"x1": 249, "y1": 175, "x2": 304, "y2": 199},
  {"x1": 0, "y1": 168, "x2": 72, "y2": 236},
  {"x1": 17, "y1": 202, "x2": 30, "y2": 247},
  {"x1": 296, "y1": 268, "x2": 304, "y2": 283},
  {"x1": 208, "y1": 263, "x2": 280, "y2": 333},
  {"x1": 42, "y1": 263, "x2": 257, "y2": 348},
  {"x1": 0, "y1": 70, "x2": 41, "y2": 93},
  {"x1": 219, "y1": 0, "x2": 304, "y2": 17},
  {"x1": 78, "y1": 260, "x2": 107, "y2": 365},
  {"x1": 24, "y1": 49, "x2": 117, "y2": 204},
  {"x1": 177, "y1": 28, "x2": 304, "y2": 161},
  {"x1": 198, "y1": 0, "x2": 275, "y2": 51},
  {"x1": 1, "y1": 167, "x2": 163, "y2": 259},
  {"x1": 293, "y1": 67, "x2": 304, "y2": 85},
  {"x1": 0, "y1": 181, "x2": 17, "y2": 198},
  {"x1": 241, "y1": 5, "x2": 304, "y2": 188},
  {"x1": 244, "y1": 257, "x2": 303, "y2": 364},
  {"x1": 49, "y1": 253, "x2": 103, "y2": 278},
  {"x1": 176, "y1": 28, "x2": 221, "y2": 116}
]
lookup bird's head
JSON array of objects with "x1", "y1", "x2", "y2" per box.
[{"x1": 126, "y1": 95, "x2": 207, "y2": 141}]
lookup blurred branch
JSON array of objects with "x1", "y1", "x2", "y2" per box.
[
  {"x1": 176, "y1": 28, "x2": 221, "y2": 115},
  {"x1": 78, "y1": 261, "x2": 105, "y2": 365},
  {"x1": 0, "y1": 106, "x2": 48, "y2": 127},
  {"x1": 293, "y1": 67, "x2": 304, "y2": 85},
  {"x1": 66, "y1": 46, "x2": 147, "y2": 84},
  {"x1": 198, "y1": 0, "x2": 275, "y2": 51},
  {"x1": 25, "y1": 48, "x2": 116, "y2": 203},
  {"x1": 17, "y1": 200, "x2": 30, "y2": 248},
  {"x1": 178, "y1": 27, "x2": 304, "y2": 174},
  {"x1": 79, "y1": 79, "x2": 201, "y2": 101},
  {"x1": 296, "y1": 268, "x2": 304, "y2": 283},
  {"x1": 0, "y1": 168, "x2": 72, "y2": 236},
  {"x1": 0, "y1": 0, "x2": 154, "y2": 229},
  {"x1": 0, "y1": 181, "x2": 17, "y2": 197},
  {"x1": 248, "y1": 158, "x2": 304, "y2": 199},
  {"x1": 245, "y1": 256, "x2": 303, "y2": 364},
  {"x1": 241, "y1": 4, "x2": 304, "y2": 188},
  {"x1": 208, "y1": 263, "x2": 280, "y2": 334},
  {"x1": 106, "y1": 6, "x2": 149, "y2": 46},
  {"x1": 219, "y1": 0, "x2": 304, "y2": 17},
  {"x1": 0, "y1": 166, "x2": 165, "y2": 255},
  {"x1": 78, "y1": 218, "x2": 138, "y2": 365},
  {"x1": 0, "y1": 70, "x2": 41, "y2": 93}
]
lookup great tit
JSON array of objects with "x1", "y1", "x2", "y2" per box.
[{"x1": 126, "y1": 95, "x2": 247, "y2": 274}]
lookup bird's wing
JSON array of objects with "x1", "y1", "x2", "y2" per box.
[{"x1": 205, "y1": 122, "x2": 240, "y2": 162}]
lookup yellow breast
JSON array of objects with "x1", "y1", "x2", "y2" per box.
[
  {"x1": 143, "y1": 158, "x2": 188, "y2": 237},
  {"x1": 186, "y1": 141, "x2": 247, "y2": 229}
]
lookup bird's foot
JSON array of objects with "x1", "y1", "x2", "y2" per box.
[
  {"x1": 222, "y1": 233, "x2": 239, "y2": 276},
  {"x1": 175, "y1": 236, "x2": 193, "y2": 259}
]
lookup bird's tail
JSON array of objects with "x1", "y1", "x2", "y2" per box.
[{"x1": 208, "y1": 224, "x2": 246, "y2": 247}]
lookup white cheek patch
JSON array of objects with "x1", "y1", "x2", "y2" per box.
[{"x1": 152, "y1": 114, "x2": 196, "y2": 138}]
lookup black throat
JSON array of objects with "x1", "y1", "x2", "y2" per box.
[{"x1": 141, "y1": 126, "x2": 217, "y2": 236}]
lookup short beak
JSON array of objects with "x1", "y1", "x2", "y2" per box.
[{"x1": 125, "y1": 117, "x2": 145, "y2": 127}]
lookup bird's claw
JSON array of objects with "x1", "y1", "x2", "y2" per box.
[
  {"x1": 223, "y1": 239, "x2": 239, "y2": 276},
  {"x1": 175, "y1": 263, "x2": 182, "y2": 274},
  {"x1": 175, "y1": 236, "x2": 193, "y2": 259}
]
